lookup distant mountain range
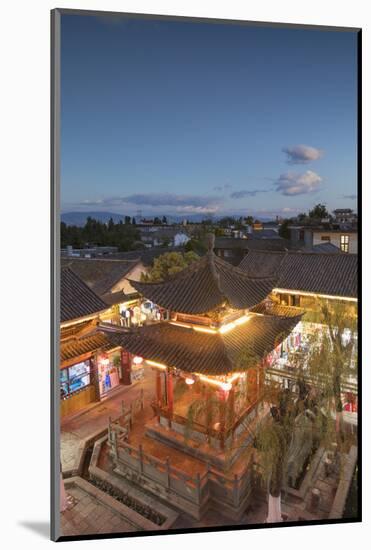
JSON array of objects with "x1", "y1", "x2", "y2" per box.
[{"x1": 61, "y1": 211, "x2": 273, "y2": 226}]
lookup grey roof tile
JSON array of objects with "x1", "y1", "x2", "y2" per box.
[
  {"x1": 130, "y1": 252, "x2": 277, "y2": 314},
  {"x1": 102, "y1": 313, "x2": 302, "y2": 375},
  {"x1": 61, "y1": 268, "x2": 108, "y2": 323},
  {"x1": 239, "y1": 250, "x2": 357, "y2": 298}
]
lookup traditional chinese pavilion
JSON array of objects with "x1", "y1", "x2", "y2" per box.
[{"x1": 103, "y1": 236, "x2": 301, "y2": 468}]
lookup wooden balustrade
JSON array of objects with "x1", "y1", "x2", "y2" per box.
[
  {"x1": 107, "y1": 388, "x2": 253, "y2": 510},
  {"x1": 109, "y1": 417, "x2": 251, "y2": 508}
]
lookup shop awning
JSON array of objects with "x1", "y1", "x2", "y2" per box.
[{"x1": 60, "y1": 332, "x2": 118, "y2": 367}]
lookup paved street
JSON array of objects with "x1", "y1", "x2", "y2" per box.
[
  {"x1": 61, "y1": 368, "x2": 156, "y2": 473},
  {"x1": 61, "y1": 481, "x2": 136, "y2": 536}
]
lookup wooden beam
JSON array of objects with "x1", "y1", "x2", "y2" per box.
[{"x1": 166, "y1": 369, "x2": 174, "y2": 428}]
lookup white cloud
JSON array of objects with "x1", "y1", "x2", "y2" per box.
[
  {"x1": 230, "y1": 189, "x2": 270, "y2": 199},
  {"x1": 75, "y1": 193, "x2": 223, "y2": 214},
  {"x1": 275, "y1": 170, "x2": 322, "y2": 196},
  {"x1": 282, "y1": 144, "x2": 323, "y2": 164}
]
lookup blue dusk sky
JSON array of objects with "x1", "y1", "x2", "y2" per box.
[{"x1": 60, "y1": 13, "x2": 358, "y2": 219}]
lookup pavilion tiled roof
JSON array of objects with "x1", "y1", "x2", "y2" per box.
[
  {"x1": 101, "y1": 289, "x2": 138, "y2": 306},
  {"x1": 239, "y1": 250, "x2": 358, "y2": 299},
  {"x1": 60, "y1": 332, "x2": 114, "y2": 364},
  {"x1": 61, "y1": 268, "x2": 108, "y2": 323},
  {"x1": 60, "y1": 319, "x2": 94, "y2": 340},
  {"x1": 129, "y1": 250, "x2": 277, "y2": 314},
  {"x1": 214, "y1": 237, "x2": 292, "y2": 251},
  {"x1": 61, "y1": 257, "x2": 139, "y2": 296},
  {"x1": 102, "y1": 313, "x2": 302, "y2": 375},
  {"x1": 250, "y1": 302, "x2": 305, "y2": 317}
]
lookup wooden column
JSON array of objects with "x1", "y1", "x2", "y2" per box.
[
  {"x1": 206, "y1": 386, "x2": 213, "y2": 439},
  {"x1": 156, "y1": 370, "x2": 162, "y2": 423},
  {"x1": 247, "y1": 368, "x2": 258, "y2": 404},
  {"x1": 156, "y1": 370, "x2": 162, "y2": 403},
  {"x1": 228, "y1": 386, "x2": 235, "y2": 430},
  {"x1": 219, "y1": 392, "x2": 226, "y2": 451},
  {"x1": 166, "y1": 369, "x2": 174, "y2": 428},
  {"x1": 91, "y1": 354, "x2": 100, "y2": 402},
  {"x1": 259, "y1": 360, "x2": 265, "y2": 396},
  {"x1": 120, "y1": 349, "x2": 132, "y2": 385}
]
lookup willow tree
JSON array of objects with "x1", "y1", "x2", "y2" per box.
[
  {"x1": 305, "y1": 298, "x2": 358, "y2": 439},
  {"x1": 254, "y1": 366, "x2": 320, "y2": 523},
  {"x1": 256, "y1": 299, "x2": 358, "y2": 523}
]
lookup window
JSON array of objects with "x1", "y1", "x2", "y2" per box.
[
  {"x1": 290, "y1": 295, "x2": 301, "y2": 307},
  {"x1": 60, "y1": 360, "x2": 91, "y2": 398},
  {"x1": 340, "y1": 234, "x2": 349, "y2": 253},
  {"x1": 321, "y1": 236, "x2": 331, "y2": 242}
]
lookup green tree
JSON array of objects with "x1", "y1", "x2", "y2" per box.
[
  {"x1": 141, "y1": 251, "x2": 199, "y2": 282},
  {"x1": 185, "y1": 238, "x2": 207, "y2": 255},
  {"x1": 308, "y1": 203, "x2": 329, "y2": 219},
  {"x1": 255, "y1": 388, "x2": 298, "y2": 522},
  {"x1": 278, "y1": 219, "x2": 292, "y2": 239},
  {"x1": 306, "y1": 299, "x2": 357, "y2": 436},
  {"x1": 108, "y1": 217, "x2": 115, "y2": 231},
  {"x1": 60, "y1": 217, "x2": 141, "y2": 251},
  {"x1": 256, "y1": 300, "x2": 357, "y2": 522},
  {"x1": 219, "y1": 216, "x2": 237, "y2": 228}
]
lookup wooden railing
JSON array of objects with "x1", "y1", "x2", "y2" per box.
[
  {"x1": 110, "y1": 435, "x2": 209, "y2": 505},
  {"x1": 108, "y1": 389, "x2": 144, "y2": 441},
  {"x1": 158, "y1": 398, "x2": 260, "y2": 447},
  {"x1": 108, "y1": 415, "x2": 253, "y2": 509},
  {"x1": 266, "y1": 367, "x2": 358, "y2": 394}
]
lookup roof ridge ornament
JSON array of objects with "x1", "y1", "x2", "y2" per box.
[{"x1": 206, "y1": 232, "x2": 224, "y2": 296}]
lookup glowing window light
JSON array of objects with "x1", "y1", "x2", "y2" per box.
[
  {"x1": 169, "y1": 321, "x2": 193, "y2": 329},
  {"x1": 273, "y1": 288, "x2": 357, "y2": 303},
  {"x1": 170, "y1": 321, "x2": 217, "y2": 334},
  {"x1": 133, "y1": 356, "x2": 143, "y2": 365},
  {"x1": 170, "y1": 315, "x2": 250, "y2": 335},
  {"x1": 146, "y1": 360, "x2": 167, "y2": 370},
  {"x1": 193, "y1": 326, "x2": 217, "y2": 334},
  {"x1": 185, "y1": 377, "x2": 195, "y2": 385},
  {"x1": 219, "y1": 323, "x2": 235, "y2": 334},
  {"x1": 219, "y1": 315, "x2": 250, "y2": 334},
  {"x1": 234, "y1": 315, "x2": 250, "y2": 326},
  {"x1": 198, "y1": 372, "x2": 241, "y2": 389}
]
